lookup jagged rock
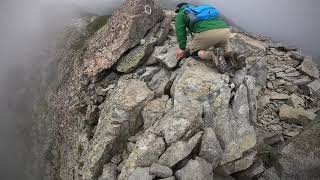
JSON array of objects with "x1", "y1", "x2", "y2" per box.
[
  {"x1": 212, "y1": 173, "x2": 235, "y2": 180},
  {"x1": 156, "y1": 45, "x2": 179, "y2": 69},
  {"x1": 279, "y1": 104, "x2": 316, "y2": 125},
  {"x1": 270, "y1": 93, "x2": 290, "y2": 100},
  {"x1": 128, "y1": 167, "x2": 153, "y2": 180},
  {"x1": 150, "y1": 163, "x2": 173, "y2": 178},
  {"x1": 142, "y1": 95, "x2": 169, "y2": 129},
  {"x1": 147, "y1": 46, "x2": 167, "y2": 65},
  {"x1": 209, "y1": 84, "x2": 256, "y2": 165},
  {"x1": 283, "y1": 129, "x2": 300, "y2": 137},
  {"x1": 232, "y1": 69, "x2": 247, "y2": 86},
  {"x1": 258, "y1": 167, "x2": 280, "y2": 180},
  {"x1": 98, "y1": 163, "x2": 117, "y2": 180},
  {"x1": 175, "y1": 157, "x2": 213, "y2": 180},
  {"x1": 119, "y1": 133, "x2": 165, "y2": 180},
  {"x1": 245, "y1": 76, "x2": 258, "y2": 123},
  {"x1": 263, "y1": 133, "x2": 284, "y2": 145},
  {"x1": 156, "y1": 102, "x2": 203, "y2": 144},
  {"x1": 171, "y1": 58, "x2": 230, "y2": 107},
  {"x1": 288, "y1": 94, "x2": 304, "y2": 108},
  {"x1": 258, "y1": 96, "x2": 270, "y2": 112},
  {"x1": 116, "y1": 43, "x2": 154, "y2": 73},
  {"x1": 139, "y1": 66, "x2": 161, "y2": 82},
  {"x1": 159, "y1": 177, "x2": 175, "y2": 180},
  {"x1": 233, "y1": 159, "x2": 265, "y2": 179},
  {"x1": 289, "y1": 51, "x2": 304, "y2": 62},
  {"x1": 306, "y1": 79, "x2": 320, "y2": 94},
  {"x1": 248, "y1": 57, "x2": 268, "y2": 86},
  {"x1": 148, "y1": 68, "x2": 171, "y2": 97},
  {"x1": 293, "y1": 76, "x2": 312, "y2": 86},
  {"x1": 199, "y1": 128, "x2": 223, "y2": 168},
  {"x1": 219, "y1": 151, "x2": 257, "y2": 174},
  {"x1": 111, "y1": 154, "x2": 122, "y2": 165},
  {"x1": 274, "y1": 121, "x2": 320, "y2": 180},
  {"x1": 230, "y1": 33, "x2": 268, "y2": 56},
  {"x1": 155, "y1": 12, "x2": 173, "y2": 46},
  {"x1": 158, "y1": 132, "x2": 203, "y2": 167},
  {"x1": 298, "y1": 56, "x2": 319, "y2": 79},
  {"x1": 82, "y1": 79, "x2": 153, "y2": 179},
  {"x1": 84, "y1": 0, "x2": 164, "y2": 76}
]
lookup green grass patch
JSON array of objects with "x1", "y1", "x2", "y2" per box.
[
  {"x1": 71, "y1": 38, "x2": 87, "y2": 50},
  {"x1": 86, "y1": 16, "x2": 110, "y2": 35}
]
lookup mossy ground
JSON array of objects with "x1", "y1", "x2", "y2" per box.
[{"x1": 71, "y1": 15, "x2": 110, "y2": 50}]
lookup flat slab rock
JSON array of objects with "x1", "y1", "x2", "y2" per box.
[
  {"x1": 279, "y1": 104, "x2": 316, "y2": 125},
  {"x1": 275, "y1": 121, "x2": 320, "y2": 180}
]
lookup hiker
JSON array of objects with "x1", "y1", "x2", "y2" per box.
[{"x1": 175, "y1": 2, "x2": 246, "y2": 73}]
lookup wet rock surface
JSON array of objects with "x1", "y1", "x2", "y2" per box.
[{"x1": 40, "y1": 0, "x2": 320, "y2": 179}]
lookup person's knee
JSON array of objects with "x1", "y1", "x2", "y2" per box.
[{"x1": 198, "y1": 50, "x2": 206, "y2": 59}]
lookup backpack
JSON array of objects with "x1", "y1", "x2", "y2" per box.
[{"x1": 184, "y1": 5, "x2": 220, "y2": 33}]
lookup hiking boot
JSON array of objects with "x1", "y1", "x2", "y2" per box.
[
  {"x1": 215, "y1": 48, "x2": 228, "y2": 73},
  {"x1": 226, "y1": 51, "x2": 247, "y2": 70}
]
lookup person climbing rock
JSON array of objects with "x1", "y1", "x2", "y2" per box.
[{"x1": 175, "y1": 2, "x2": 246, "y2": 73}]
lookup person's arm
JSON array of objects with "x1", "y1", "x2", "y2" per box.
[{"x1": 175, "y1": 11, "x2": 187, "y2": 50}]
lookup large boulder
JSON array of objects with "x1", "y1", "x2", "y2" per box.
[
  {"x1": 209, "y1": 84, "x2": 257, "y2": 165},
  {"x1": 199, "y1": 127, "x2": 223, "y2": 168},
  {"x1": 175, "y1": 157, "x2": 213, "y2": 180},
  {"x1": 298, "y1": 56, "x2": 319, "y2": 79},
  {"x1": 279, "y1": 104, "x2": 316, "y2": 125},
  {"x1": 84, "y1": 0, "x2": 164, "y2": 76},
  {"x1": 82, "y1": 79, "x2": 153, "y2": 179},
  {"x1": 156, "y1": 102, "x2": 203, "y2": 145},
  {"x1": 172, "y1": 58, "x2": 256, "y2": 167},
  {"x1": 118, "y1": 133, "x2": 166, "y2": 180},
  {"x1": 158, "y1": 132, "x2": 203, "y2": 167},
  {"x1": 171, "y1": 58, "x2": 230, "y2": 107},
  {"x1": 274, "y1": 121, "x2": 320, "y2": 180},
  {"x1": 142, "y1": 95, "x2": 169, "y2": 130}
]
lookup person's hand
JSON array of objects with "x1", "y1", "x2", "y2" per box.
[{"x1": 176, "y1": 48, "x2": 185, "y2": 60}]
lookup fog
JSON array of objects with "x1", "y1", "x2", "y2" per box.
[{"x1": 0, "y1": 0, "x2": 319, "y2": 179}]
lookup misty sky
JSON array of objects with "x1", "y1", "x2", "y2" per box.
[
  {"x1": 0, "y1": 0, "x2": 319, "y2": 179},
  {"x1": 74, "y1": 0, "x2": 320, "y2": 61}
]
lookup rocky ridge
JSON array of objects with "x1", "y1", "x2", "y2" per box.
[{"x1": 40, "y1": 0, "x2": 320, "y2": 180}]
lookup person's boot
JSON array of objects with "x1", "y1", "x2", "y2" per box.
[
  {"x1": 214, "y1": 48, "x2": 228, "y2": 74},
  {"x1": 226, "y1": 51, "x2": 247, "y2": 70}
]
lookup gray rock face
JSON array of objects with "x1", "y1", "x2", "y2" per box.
[
  {"x1": 82, "y1": 79, "x2": 153, "y2": 179},
  {"x1": 159, "y1": 177, "x2": 175, "y2": 180},
  {"x1": 299, "y1": 56, "x2": 319, "y2": 79},
  {"x1": 156, "y1": 45, "x2": 179, "y2": 69},
  {"x1": 199, "y1": 128, "x2": 223, "y2": 168},
  {"x1": 244, "y1": 76, "x2": 258, "y2": 123},
  {"x1": 150, "y1": 163, "x2": 173, "y2": 178},
  {"x1": 84, "y1": 0, "x2": 164, "y2": 76},
  {"x1": 98, "y1": 163, "x2": 117, "y2": 180},
  {"x1": 148, "y1": 68, "x2": 171, "y2": 97},
  {"x1": 213, "y1": 84, "x2": 256, "y2": 165},
  {"x1": 234, "y1": 159, "x2": 265, "y2": 179},
  {"x1": 158, "y1": 132, "x2": 203, "y2": 167},
  {"x1": 175, "y1": 157, "x2": 213, "y2": 180},
  {"x1": 142, "y1": 95, "x2": 169, "y2": 130},
  {"x1": 275, "y1": 121, "x2": 320, "y2": 180},
  {"x1": 128, "y1": 167, "x2": 153, "y2": 180},
  {"x1": 219, "y1": 151, "x2": 257, "y2": 174},
  {"x1": 279, "y1": 104, "x2": 316, "y2": 125},
  {"x1": 306, "y1": 79, "x2": 320, "y2": 94},
  {"x1": 156, "y1": 102, "x2": 203, "y2": 145},
  {"x1": 288, "y1": 94, "x2": 304, "y2": 108},
  {"x1": 258, "y1": 167, "x2": 280, "y2": 180},
  {"x1": 171, "y1": 58, "x2": 230, "y2": 106},
  {"x1": 119, "y1": 133, "x2": 165, "y2": 180}
]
